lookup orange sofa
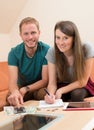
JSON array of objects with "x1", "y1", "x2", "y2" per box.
[
  {"x1": 0, "y1": 62, "x2": 9, "y2": 111},
  {"x1": 0, "y1": 60, "x2": 94, "y2": 111}
]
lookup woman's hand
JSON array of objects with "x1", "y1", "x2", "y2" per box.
[
  {"x1": 44, "y1": 94, "x2": 55, "y2": 104},
  {"x1": 84, "y1": 97, "x2": 94, "y2": 102},
  {"x1": 55, "y1": 88, "x2": 63, "y2": 99}
]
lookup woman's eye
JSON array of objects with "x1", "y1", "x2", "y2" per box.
[
  {"x1": 56, "y1": 36, "x2": 60, "y2": 39},
  {"x1": 63, "y1": 37, "x2": 68, "y2": 40}
]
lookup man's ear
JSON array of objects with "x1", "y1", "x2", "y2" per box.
[
  {"x1": 19, "y1": 32, "x2": 21, "y2": 37},
  {"x1": 39, "y1": 30, "x2": 40, "y2": 35}
]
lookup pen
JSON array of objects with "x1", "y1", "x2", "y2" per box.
[{"x1": 44, "y1": 88, "x2": 50, "y2": 96}]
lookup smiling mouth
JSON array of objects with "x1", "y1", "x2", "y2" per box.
[
  {"x1": 28, "y1": 39, "x2": 35, "y2": 43},
  {"x1": 27, "y1": 40, "x2": 36, "y2": 45},
  {"x1": 60, "y1": 45, "x2": 66, "y2": 48}
]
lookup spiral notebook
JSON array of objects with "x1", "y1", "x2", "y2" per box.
[{"x1": 38, "y1": 99, "x2": 66, "y2": 109}]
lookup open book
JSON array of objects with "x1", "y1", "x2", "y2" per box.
[{"x1": 38, "y1": 99, "x2": 68, "y2": 109}]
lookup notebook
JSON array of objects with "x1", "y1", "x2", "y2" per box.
[{"x1": 38, "y1": 99, "x2": 64, "y2": 109}]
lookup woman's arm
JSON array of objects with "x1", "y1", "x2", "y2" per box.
[
  {"x1": 56, "y1": 58, "x2": 94, "y2": 98},
  {"x1": 47, "y1": 61, "x2": 57, "y2": 94},
  {"x1": 45, "y1": 61, "x2": 57, "y2": 103},
  {"x1": 84, "y1": 97, "x2": 94, "y2": 102}
]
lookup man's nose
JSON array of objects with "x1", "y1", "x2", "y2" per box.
[{"x1": 28, "y1": 34, "x2": 33, "y2": 39}]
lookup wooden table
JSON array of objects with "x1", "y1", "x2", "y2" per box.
[{"x1": 0, "y1": 100, "x2": 94, "y2": 130}]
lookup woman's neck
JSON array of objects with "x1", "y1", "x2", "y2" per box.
[{"x1": 64, "y1": 50, "x2": 74, "y2": 66}]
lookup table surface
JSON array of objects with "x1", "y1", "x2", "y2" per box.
[{"x1": 0, "y1": 100, "x2": 94, "y2": 130}]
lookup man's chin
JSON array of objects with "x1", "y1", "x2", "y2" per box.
[
  {"x1": 28, "y1": 44, "x2": 37, "y2": 49},
  {"x1": 26, "y1": 43, "x2": 37, "y2": 48}
]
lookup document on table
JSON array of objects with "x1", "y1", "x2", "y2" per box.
[
  {"x1": 4, "y1": 106, "x2": 36, "y2": 115},
  {"x1": 38, "y1": 99, "x2": 68, "y2": 109},
  {"x1": 82, "y1": 118, "x2": 94, "y2": 130}
]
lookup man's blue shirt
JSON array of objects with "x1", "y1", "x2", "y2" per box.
[{"x1": 8, "y1": 41, "x2": 50, "y2": 87}]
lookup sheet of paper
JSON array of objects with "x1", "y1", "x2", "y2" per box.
[
  {"x1": 38, "y1": 99, "x2": 64, "y2": 109},
  {"x1": 82, "y1": 118, "x2": 94, "y2": 130},
  {"x1": 4, "y1": 106, "x2": 36, "y2": 115},
  {"x1": 4, "y1": 106, "x2": 14, "y2": 115}
]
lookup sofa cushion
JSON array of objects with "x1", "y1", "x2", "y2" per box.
[
  {"x1": 0, "y1": 62, "x2": 9, "y2": 91},
  {"x1": 0, "y1": 90, "x2": 9, "y2": 111},
  {"x1": 0, "y1": 62, "x2": 9, "y2": 111}
]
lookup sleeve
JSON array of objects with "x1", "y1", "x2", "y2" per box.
[
  {"x1": 42, "y1": 57, "x2": 48, "y2": 65},
  {"x1": 8, "y1": 48, "x2": 18, "y2": 66},
  {"x1": 45, "y1": 47, "x2": 55, "y2": 64},
  {"x1": 84, "y1": 43, "x2": 94, "y2": 59}
]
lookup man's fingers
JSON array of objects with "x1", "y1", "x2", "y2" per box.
[
  {"x1": 8, "y1": 96, "x2": 14, "y2": 106},
  {"x1": 8, "y1": 99, "x2": 13, "y2": 106},
  {"x1": 19, "y1": 96, "x2": 24, "y2": 105},
  {"x1": 15, "y1": 97, "x2": 20, "y2": 108},
  {"x1": 7, "y1": 92, "x2": 24, "y2": 107}
]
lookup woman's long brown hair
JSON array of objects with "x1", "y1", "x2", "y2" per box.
[{"x1": 54, "y1": 21, "x2": 86, "y2": 84}]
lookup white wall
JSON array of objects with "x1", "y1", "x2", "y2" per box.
[
  {"x1": 1, "y1": 0, "x2": 94, "y2": 61},
  {"x1": 0, "y1": 34, "x2": 10, "y2": 61},
  {"x1": 10, "y1": 0, "x2": 94, "y2": 47}
]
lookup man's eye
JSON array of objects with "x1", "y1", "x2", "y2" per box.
[
  {"x1": 24, "y1": 33, "x2": 28, "y2": 35},
  {"x1": 31, "y1": 32, "x2": 36, "y2": 35}
]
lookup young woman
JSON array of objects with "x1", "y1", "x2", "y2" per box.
[{"x1": 45, "y1": 21, "x2": 94, "y2": 104}]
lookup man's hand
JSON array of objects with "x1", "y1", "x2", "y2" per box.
[
  {"x1": 20, "y1": 86, "x2": 29, "y2": 97},
  {"x1": 7, "y1": 90, "x2": 24, "y2": 107}
]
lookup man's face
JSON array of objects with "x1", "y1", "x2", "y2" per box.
[{"x1": 20, "y1": 23, "x2": 40, "y2": 49}]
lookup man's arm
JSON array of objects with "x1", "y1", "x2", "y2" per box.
[
  {"x1": 7, "y1": 66, "x2": 23, "y2": 107},
  {"x1": 8, "y1": 66, "x2": 19, "y2": 92},
  {"x1": 29, "y1": 65, "x2": 48, "y2": 89},
  {"x1": 20, "y1": 65, "x2": 49, "y2": 96}
]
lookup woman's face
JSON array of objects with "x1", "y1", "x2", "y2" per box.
[{"x1": 55, "y1": 29, "x2": 73, "y2": 55}]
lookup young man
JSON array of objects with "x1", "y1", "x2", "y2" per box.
[{"x1": 7, "y1": 17, "x2": 50, "y2": 107}]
